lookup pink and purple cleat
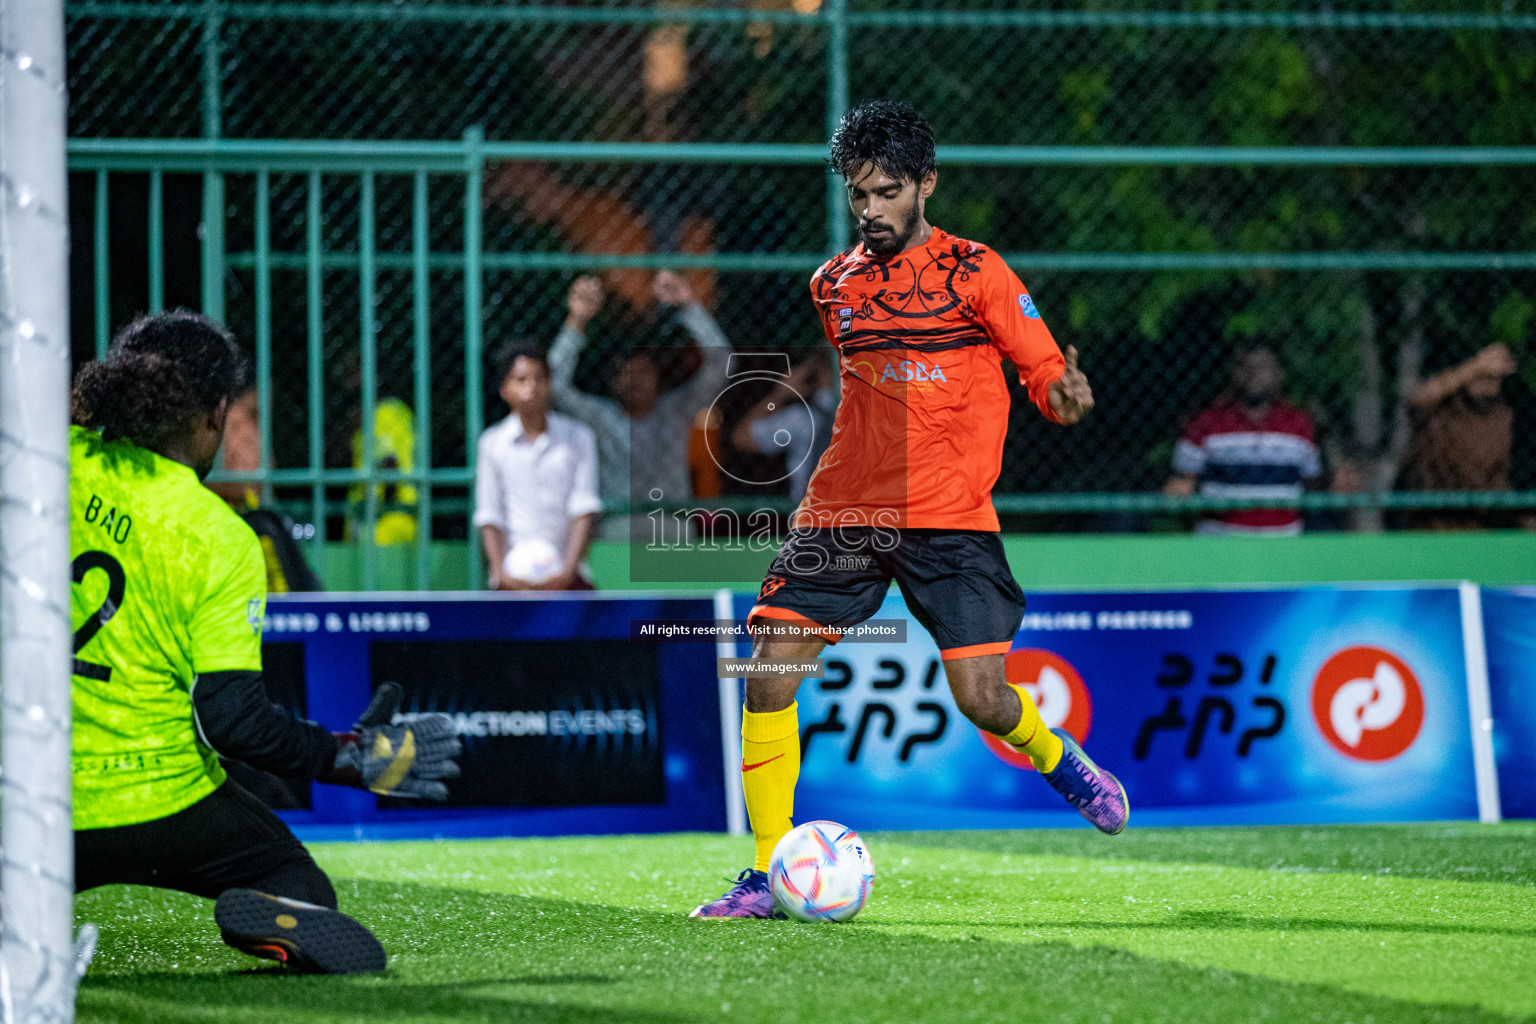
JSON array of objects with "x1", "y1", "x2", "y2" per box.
[
  {"x1": 1043, "y1": 728, "x2": 1129, "y2": 835},
  {"x1": 689, "y1": 869, "x2": 782, "y2": 919}
]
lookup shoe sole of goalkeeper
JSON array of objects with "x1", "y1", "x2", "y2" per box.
[{"x1": 215, "y1": 888, "x2": 387, "y2": 974}]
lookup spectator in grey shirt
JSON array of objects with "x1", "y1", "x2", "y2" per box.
[{"x1": 548, "y1": 272, "x2": 734, "y2": 536}]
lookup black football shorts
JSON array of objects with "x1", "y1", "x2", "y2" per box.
[
  {"x1": 75, "y1": 778, "x2": 336, "y2": 909},
  {"x1": 749, "y1": 527, "x2": 1027, "y2": 659}
]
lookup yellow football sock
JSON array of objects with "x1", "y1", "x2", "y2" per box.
[
  {"x1": 741, "y1": 703, "x2": 800, "y2": 873},
  {"x1": 1001, "y1": 684, "x2": 1063, "y2": 773}
]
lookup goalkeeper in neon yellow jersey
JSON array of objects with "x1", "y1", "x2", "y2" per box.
[{"x1": 69, "y1": 311, "x2": 461, "y2": 974}]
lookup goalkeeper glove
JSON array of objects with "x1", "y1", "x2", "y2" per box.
[{"x1": 324, "y1": 682, "x2": 462, "y2": 801}]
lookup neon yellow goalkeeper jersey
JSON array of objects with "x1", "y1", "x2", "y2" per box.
[{"x1": 70, "y1": 426, "x2": 267, "y2": 830}]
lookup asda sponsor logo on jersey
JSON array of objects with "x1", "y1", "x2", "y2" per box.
[
  {"x1": 847, "y1": 357, "x2": 950, "y2": 390},
  {"x1": 879, "y1": 360, "x2": 948, "y2": 384}
]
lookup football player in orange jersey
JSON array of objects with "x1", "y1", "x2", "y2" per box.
[{"x1": 693, "y1": 101, "x2": 1127, "y2": 919}]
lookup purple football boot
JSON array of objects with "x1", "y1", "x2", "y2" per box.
[
  {"x1": 689, "y1": 869, "x2": 779, "y2": 919},
  {"x1": 1043, "y1": 728, "x2": 1129, "y2": 835}
]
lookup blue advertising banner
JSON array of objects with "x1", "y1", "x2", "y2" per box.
[
  {"x1": 734, "y1": 586, "x2": 1488, "y2": 828},
  {"x1": 261, "y1": 593, "x2": 728, "y2": 841},
  {"x1": 1483, "y1": 587, "x2": 1536, "y2": 819}
]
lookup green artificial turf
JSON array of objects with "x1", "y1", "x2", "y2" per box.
[{"x1": 77, "y1": 823, "x2": 1536, "y2": 1023}]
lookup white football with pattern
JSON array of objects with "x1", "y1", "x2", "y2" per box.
[{"x1": 769, "y1": 820, "x2": 875, "y2": 923}]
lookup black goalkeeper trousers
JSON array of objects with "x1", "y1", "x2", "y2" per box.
[{"x1": 75, "y1": 779, "x2": 336, "y2": 910}]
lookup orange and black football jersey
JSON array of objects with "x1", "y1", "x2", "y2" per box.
[{"x1": 799, "y1": 227, "x2": 1066, "y2": 531}]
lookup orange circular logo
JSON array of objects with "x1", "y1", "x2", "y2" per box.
[
  {"x1": 1311, "y1": 646, "x2": 1424, "y2": 762},
  {"x1": 979, "y1": 648, "x2": 1092, "y2": 771}
]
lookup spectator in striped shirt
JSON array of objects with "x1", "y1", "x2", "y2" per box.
[{"x1": 1164, "y1": 345, "x2": 1321, "y2": 535}]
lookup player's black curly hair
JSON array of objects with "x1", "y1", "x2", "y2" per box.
[
  {"x1": 71, "y1": 310, "x2": 246, "y2": 455},
  {"x1": 828, "y1": 100, "x2": 937, "y2": 184}
]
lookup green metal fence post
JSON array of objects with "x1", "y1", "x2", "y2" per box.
[
  {"x1": 63, "y1": 139, "x2": 1536, "y2": 170},
  {"x1": 825, "y1": 0, "x2": 849, "y2": 254},
  {"x1": 199, "y1": 165, "x2": 228, "y2": 317},
  {"x1": 306, "y1": 170, "x2": 325, "y2": 561},
  {"x1": 254, "y1": 167, "x2": 273, "y2": 505},
  {"x1": 148, "y1": 169, "x2": 164, "y2": 312},
  {"x1": 200, "y1": 172, "x2": 225, "y2": 322},
  {"x1": 93, "y1": 170, "x2": 109, "y2": 358},
  {"x1": 463, "y1": 127, "x2": 484, "y2": 591},
  {"x1": 199, "y1": 0, "x2": 225, "y2": 323},
  {"x1": 201, "y1": 0, "x2": 221, "y2": 141},
  {"x1": 412, "y1": 169, "x2": 433, "y2": 592},
  {"x1": 359, "y1": 168, "x2": 378, "y2": 592}
]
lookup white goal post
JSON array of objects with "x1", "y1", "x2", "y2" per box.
[{"x1": 0, "y1": 0, "x2": 77, "y2": 1020}]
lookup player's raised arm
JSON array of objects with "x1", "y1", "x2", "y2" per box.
[
  {"x1": 974, "y1": 252, "x2": 1090, "y2": 424},
  {"x1": 196, "y1": 671, "x2": 461, "y2": 802},
  {"x1": 548, "y1": 275, "x2": 619, "y2": 425},
  {"x1": 656, "y1": 270, "x2": 737, "y2": 412},
  {"x1": 1048, "y1": 345, "x2": 1095, "y2": 425}
]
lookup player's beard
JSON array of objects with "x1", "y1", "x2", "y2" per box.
[{"x1": 860, "y1": 202, "x2": 921, "y2": 259}]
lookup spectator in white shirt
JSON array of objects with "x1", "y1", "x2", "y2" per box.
[{"x1": 474, "y1": 341, "x2": 602, "y2": 591}]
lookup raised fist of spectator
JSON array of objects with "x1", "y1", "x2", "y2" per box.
[
  {"x1": 653, "y1": 270, "x2": 694, "y2": 308},
  {"x1": 565, "y1": 276, "x2": 604, "y2": 333},
  {"x1": 1474, "y1": 343, "x2": 1517, "y2": 379}
]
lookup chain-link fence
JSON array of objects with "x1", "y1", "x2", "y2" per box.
[{"x1": 65, "y1": 1, "x2": 1536, "y2": 568}]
